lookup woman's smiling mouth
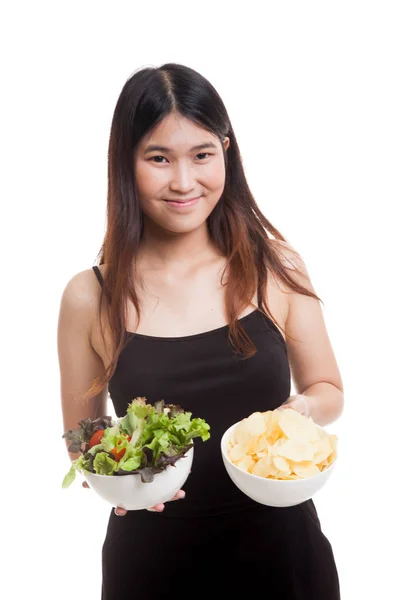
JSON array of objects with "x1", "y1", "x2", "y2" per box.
[{"x1": 163, "y1": 196, "x2": 201, "y2": 208}]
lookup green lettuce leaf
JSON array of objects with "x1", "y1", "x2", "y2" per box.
[
  {"x1": 61, "y1": 454, "x2": 91, "y2": 488},
  {"x1": 93, "y1": 452, "x2": 118, "y2": 475}
]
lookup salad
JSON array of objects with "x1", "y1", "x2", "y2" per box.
[{"x1": 62, "y1": 397, "x2": 210, "y2": 487}]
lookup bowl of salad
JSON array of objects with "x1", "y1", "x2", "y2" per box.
[{"x1": 62, "y1": 397, "x2": 210, "y2": 510}]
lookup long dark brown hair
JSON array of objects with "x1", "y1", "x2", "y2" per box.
[{"x1": 86, "y1": 63, "x2": 322, "y2": 400}]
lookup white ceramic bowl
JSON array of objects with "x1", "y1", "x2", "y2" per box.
[
  {"x1": 83, "y1": 447, "x2": 194, "y2": 510},
  {"x1": 221, "y1": 423, "x2": 337, "y2": 508}
]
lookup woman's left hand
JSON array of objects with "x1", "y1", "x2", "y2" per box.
[{"x1": 278, "y1": 394, "x2": 310, "y2": 418}]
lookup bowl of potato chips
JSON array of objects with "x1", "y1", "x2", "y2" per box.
[{"x1": 221, "y1": 408, "x2": 338, "y2": 508}]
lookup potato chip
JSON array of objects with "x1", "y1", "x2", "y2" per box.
[
  {"x1": 272, "y1": 456, "x2": 291, "y2": 474},
  {"x1": 275, "y1": 439, "x2": 315, "y2": 462},
  {"x1": 264, "y1": 410, "x2": 282, "y2": 444},
  {"x1": 227, "y1": 407, "x2": 338, "y2": 481},
  {"x1": 252, "y1": 454, "x2": 278, "y2": 478},
  {"x1": 312, "y1": 436, "x2": 333, "y2": 464},
  {"x1": 228, "y1": 442, "x2": 249, "y2": 463},
  {"x1": 278, "y1": 409, "x2": 320, "y2": 444},
  {"x1": 253, "y1": 435, "x2": 269, "y2": 455},
  {"x1": 292, "y1": 462, "x2": 321, "y2": 478},
  {"x1": 234, "y1": 412, "x2": 267, "y2": 444},
  {"x1": 236, "y1": 455, "x2": 256, "y2": 473}
]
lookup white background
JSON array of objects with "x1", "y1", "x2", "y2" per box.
[{"x1": 2, "y1": 2, "x2": 399, "y2": 598}]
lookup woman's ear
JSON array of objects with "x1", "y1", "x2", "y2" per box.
[{"x1": 223, "y1": 137, "x2": 230, "y2": 151}]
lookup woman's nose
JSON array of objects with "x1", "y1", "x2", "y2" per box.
[{"x1": 169, "y1": 163, "x2": 197, "y2": 193}]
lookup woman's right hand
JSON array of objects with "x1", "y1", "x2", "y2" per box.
[{"x1": 82, "y1": 481, "x2": 185, "y2": 516}]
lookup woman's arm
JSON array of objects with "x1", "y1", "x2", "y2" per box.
[
  {"x1": 57, "y1": 271, "x2": 109, "y2": 462},
  {"x1": 274, "y1": 241, "x2": 344, "y2": 426}
]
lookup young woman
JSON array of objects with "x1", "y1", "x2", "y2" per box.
[{"x1": 58, "y1": 63, "x2": 344, "y2": 599}]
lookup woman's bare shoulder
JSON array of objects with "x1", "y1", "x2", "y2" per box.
[
  {"x1": 265, "y1": 239, "x2": 313, "y2": 332},
  {"x1": 268, "y1": 238, "x2": 317, "y2": 300},
  {"x1": 60, "y1": 266, "x2": 106, "y2": 320}
]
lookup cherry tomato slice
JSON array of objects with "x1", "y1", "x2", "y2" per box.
[
  {"x1": 88, "y1": 429, "x2": 105, "y2": 449},
  {"x1": 110, "y1": 434, "x2": 132, "y2": 462},
  {"x1": 89, "y1": 430, "x2": 132, "y2": 461}
]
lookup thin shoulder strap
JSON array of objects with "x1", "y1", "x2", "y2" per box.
[
  {"x1": 257, "y1": 285, "x2": 263, "y2": 310},
  {"x1": 92, "y1": 265, "x2": 104, "y2": 287}
]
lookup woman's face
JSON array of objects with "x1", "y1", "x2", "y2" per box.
[{"x1": 133, "y1": 112, "x2": 230, "y2": 235}]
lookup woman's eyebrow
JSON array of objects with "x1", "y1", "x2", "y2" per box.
[{"x1": 143, "y1": 142, "x2": 218, "y2": 154}]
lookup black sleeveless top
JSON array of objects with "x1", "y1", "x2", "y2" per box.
[
  {"x1": 92, "y1": 265, "x2": 291, "y2": 517},
  {"x1": 94, "y1": 266, "x2": 341, "y2": 599}
]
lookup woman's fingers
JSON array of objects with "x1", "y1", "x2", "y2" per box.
[
  {"x1": 114, "y1": 506, "x2": 128, "y2": 516},
  {"x1": 146, "y1": 489, "x2": 186, "y2": 512},
  {"x1": 146, "y1": 503, "x2": 165, "y2": 512},
  {"x1": 171, "y1": 489, "x2": 186, "y2": 501}
]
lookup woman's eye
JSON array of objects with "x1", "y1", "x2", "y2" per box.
[{"x1": 149, "y1": 153, "x2": 211, "y2": 164}]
